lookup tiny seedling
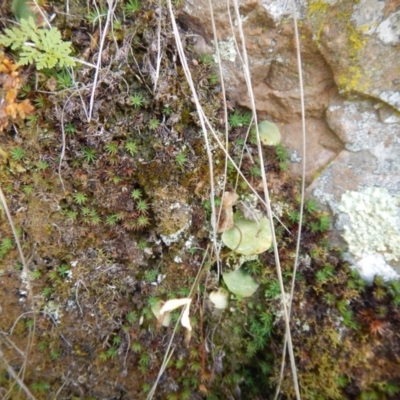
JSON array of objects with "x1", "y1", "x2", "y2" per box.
[
  {"x1": 106, "y1": 213, "x2": 120, "y2": 226},
  {"x1": 125, "y1": 141, "x2": 137, "y2": 156},
  {"x1": 31, "y1": 269, "x2": 42, "y2": 280},
  {"x1": 23, "y1": 185, "x2": 33, "y2": 195},
  {"x1": 130, "y1": 92, "x2": 144, "y2": 108},
  {"x1": 10, "y1": 147, "x2": 26, "y2": 161},
  {"x1": 136, "y1": 215, "x2": 150, "y2": 229},
  {"x1": 87, "y1": 7, "x2": 107, "y2": 25},
  {"x1": 105, "y1": 142, "x2": 118, "y2": 155},
  {"x1": 81, "y1": 147, "x2": 96, "y2": 163},
  {"x1": 175, "y1": 152, "x2": 188, "y2": 168},
  {"x1": 124, "y1": 0, "x2": 141, "y2": 13},
  {"x1": 0, "y1": 237, "x2": 14, "y2": 260},
  {"x1": 148, "y1": 118, "x2": 160, "y2": 130},
  {"x1": 73, "y1": 192, "x2": 88, "y2": 205},
  {"x1": 229, "y1": 110, "x2": 251, "y2": 128},
  {"x1": 55, "y1": 70, "x2": 73, "y2": 89},
  {"x1": 36, "y1": 160, "x2": 49, "y2": 171},
  {"x1": 65, "y1": 210, "x2": 78, "y2": 221},
  {"x1": 131, "y1": 188, "x2": 142, "y2": 200},
  {"x1": 136, "y1": 199, "x2": 150, "y2": 214},
  {"x1": 65, "y1": 122, "x2": 76, "y2": 135}
]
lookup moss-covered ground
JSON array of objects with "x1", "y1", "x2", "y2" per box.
[{"x1": 1, "y1": 1, "x2": 400, "y2": 399}]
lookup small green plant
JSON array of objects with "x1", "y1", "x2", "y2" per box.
[
  {"x1": 87, "y1": 7, "x2": 108, "y2": 25},
  {"x1": 199, "y1": 54, "x2": 214, "y2": 65},
  {"x1": 136, "y1": 199, "x2": 150, "y2": 214},
  {"x1": 316, "y1": 265, "x2": 334, "y2": 283},
  {"x1": 124, "y1": 0, "x2": 141, "y2": 13},
  {"x1": 131, "y1": 342, "x2": 142, "y2": 353},
  {"x1": 34, "y1": 94, "x2": 47, "y2": 108},
  {"x1": 209, "y1": 73, "x2": 219, "y2": 85},
  {"x1": 57, "y1": 264, "x2": 70, "y2": 278},
  {"x1": 81, "y1": 147, "x2": 96, "y2": 163},
  {"x1": 42, "y1": 287, "x2": 53, "y2": 297},
  {"x1": 105, "y1": 142, "x2": 118, "y2": 155},
  {"x1": 229, "y1": 110, "x2": 251, "y2": 128},
  {"x1": 55, "y1": 70, "x2": 73, "y2": 89},
  {"x1": 138, "y1": 240, "x2": 148, "y2": 250},
  {"x1": 37, "y1": 341, "x2": 48, "y2": 351},
  {"x1": 73, "y1": 192, "x2": 88, "y2": 205},
  {"x1": 107, "y1": 346, "x2": 118, "y2": 359},
  {"x1": 175, "y1": 152, "x2": 188, "y2": 168},
  {"x1": 0, "y1": 17, "x2": 75, "y2": 70},
  {"x1": 142, "y1": 383, "x2": 151, "y2": 393},
  {"x1": 31, "y1": 381, "x2": 50, "y2": 392},
  {"x1": 139, "y1": 353, "x2": 150, "y2": 373},
  {"x1": 148, "y1": 118, "x2": 160, "y2": 130},
  {"x1": 112, "y1": 335, "x2": 122, "y2": 346},
  {"x1": 265, "y1": 279, "x2": 281, "y2": 299},
  {"x1": 251, "y1": 165, "x2": 262, "y2": 177},
  {"x1": 130, "y1": 92, "x2": 144, "y2": 108},
  {"x1": 131, "y1": 188, "x2": 142, "y2": 200},
  {"x1": 22, "y1": 185, "x2": 33, "y2": 195},
  {"x1": 10, "y1": 147, "x2": 26, "y2": 161},
  {"x1": 50, "y1": 349, "x2": 61, "y2": 360},
  {"x1": 125, "y1": 141, "x2": 137, "y2": 156},
  {"x1": 136, "y1": 215, "x2": 150, "y2": 229},
  {"x1": 163, "y1": 106, "x2": 172, "y2": 116},
  {"x1": 36, "y1": 160, "x2": 49, "y2": 171},
  {"x1": 64, "y1": 122, "x2": 76, "y2": 135},
  {"x1": 82, "y1": 208, "x2": 101, "y2": 225},
  {"x1": 106, "y1": 213, "x2": 121, "y2": 226},
  {"x1": 145, "y1": 271, "x2": 158, "y2": 284},
  {"x1": 65, "y1": 210, "x2": 78, "y2": 221},
  {"x1": 0, "y1": 237, "x2": 13, "y2": 259},
  {"x1": 25, "y1": 319, "x2": 34, "y2": 329},
  {"x1": 31, "y1": 269, "x2": 42, "y2": 280},
  {"x1": 305, "y1": 198, "x2": 319, "y2": 214},
  {"x1": 126, "y1": 311, "x2": 137, "y2": 324}
]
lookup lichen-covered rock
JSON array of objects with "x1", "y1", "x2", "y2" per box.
[
  {"x1": 181, "y1": 0, "x2": 400, "y2": 282},
  {"x1": 308, "y1": 0, "x2": 400, "y2": 111},
  {"x1": 337, "y1": 187, "x2": 400, "y2": 281},
  {"x1": 152, "y1": 185, "x2": 192, "y2": 243}
]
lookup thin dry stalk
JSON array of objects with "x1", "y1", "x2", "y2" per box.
[
  {"x1": 274, "y1": 1, "x2": 307, "y2": 398},
  {"x1": 88, "y1": 0, "x2": 117, "y2": 122},
  {"x1": 153, "y1": 0, "x2": 163, "y2": 93},
  {"x1": 229, "y1": 0, "x2": 300, "y2": 397}
]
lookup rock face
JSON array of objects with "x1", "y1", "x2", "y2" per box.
[{"x1": 180, "y1": 0, "x2": 400, "y2": 279}]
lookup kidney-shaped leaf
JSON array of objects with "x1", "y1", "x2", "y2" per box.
[
  {"x1": 221, "y1": 211, "x2": 272, "y2": 255},
  {"x1": 223, "y1": 268, "x2": 259, "y2": 298},
  {"x1": 258, "y1": 120, "x2": 281, "y2": 146}
]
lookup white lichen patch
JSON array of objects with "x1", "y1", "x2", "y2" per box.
[
  {"x1": 378, "y1": 90, "x2": 400, "y2": 111},
  {"x1": 352, "y1": 253, "x2": 399, "y2": 283},
  {"x1": 43, "y1": 301, "x2": 62, "y2": 323},
  {"x1": 338, "y1": 187, "x2": 400, "y2": 281},
  {"x1": 160, "y1": 220, "x2": 191, "y2": 246},
  {"x1": 351, "y1": 0, "x2": 384, "y2": 35},
  {"x1": 262, "y1": 0, "x2": 305, "y2": 23},
  {"x1": 212, "y1": 37, "x2": 237, "y2": 63},
  {"x1": 377, "y1": 10, "x2": 400, "y2": 45}
]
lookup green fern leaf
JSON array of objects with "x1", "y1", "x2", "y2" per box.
[
  {"x1": 18, "y1": 46, "x2": 38, "y2": 66},
  {"x1": 0, "y1": 17, "x2": 75, "y2": 70}
]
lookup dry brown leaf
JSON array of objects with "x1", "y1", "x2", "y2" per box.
[{"x1": 216, "y1": 191, "x2": 239, "y2": 233}]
